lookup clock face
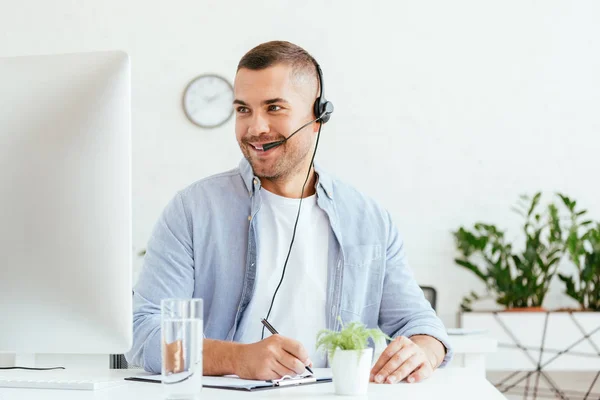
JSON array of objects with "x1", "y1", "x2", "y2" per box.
[{"x1": 183, "y1": 74, "x2": 234, "y2": 128}]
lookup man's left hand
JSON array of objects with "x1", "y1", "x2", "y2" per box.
[{"x1": 370, "y1": 335, "x2": 444, "y2": 384}]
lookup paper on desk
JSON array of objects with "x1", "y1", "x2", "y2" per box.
[
  {"x1": 127, "y1": 368, "x2": 332, "y2": 389},
  {"x1": 203, "y1": 376, "x2": 273, "y2": 389},
  {"x1": 125, "y1": 373, "x2": 265, "y2": 389},
  {"x1": 128, "y1": 374, "x2": 162, "y2": 382}
]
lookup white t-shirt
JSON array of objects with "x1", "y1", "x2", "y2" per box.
[{"x1": 235, "y1": 187, "x2": 330, "y2": 367}]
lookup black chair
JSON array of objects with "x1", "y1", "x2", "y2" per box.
[
  {"x1": 420, "y1": 286, "x2": 437, "y2": 311},
  {"x1": 109, "y1": 354, "x2": 129, "y2": 369},
  {"x1": 110, "y1": 290, "x2": 134, "y2": 369}
]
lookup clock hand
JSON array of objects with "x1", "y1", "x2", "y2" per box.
[{"x1": 205, "y1": 90, "x2": 230, "y2": 103}]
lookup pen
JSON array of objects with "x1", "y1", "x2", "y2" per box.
[{"x1": 260, "y1": 318, "x2": 314, "y2": 375}]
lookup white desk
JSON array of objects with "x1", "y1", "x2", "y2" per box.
[
  {"x1": 0, "y1": 367, "x2": 505, "y2": 399},
  {"x1": 448, "y1": 333, "x2": 498, "y2": 376}
]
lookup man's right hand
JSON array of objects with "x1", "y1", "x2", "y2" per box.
[{"x1": 234, "y1": 334, "x2": 312, "y2": 380}]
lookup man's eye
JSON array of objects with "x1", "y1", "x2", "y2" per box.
[
  {"x1": 236, "y1": 106, "x2": 249, "y2": 113},
  {"x1": 268, "y1": 105, "x2": 281, "y2": 112}
]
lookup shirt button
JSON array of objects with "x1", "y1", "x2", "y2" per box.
[
  {"x1": 248, "y1": 215, "x2": 252, "y2": 221},
  {"x1": 253, "y1": 178, "x2": 258, "y2": 185}
]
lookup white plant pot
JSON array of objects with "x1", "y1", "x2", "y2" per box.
[{"x1": 330, "y1": 348, "x2": 373, "y2": 396}]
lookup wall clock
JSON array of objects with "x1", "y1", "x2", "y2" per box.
[{"x1": 182, "y1": 74, "x2": 234, "y2": 128}]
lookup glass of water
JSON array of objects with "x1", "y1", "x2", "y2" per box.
[{"x1": 161, "y1": 298, "x2": 203, "y2": 400}]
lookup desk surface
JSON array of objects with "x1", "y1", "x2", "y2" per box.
[{"x1": 0, "y1": 367, "x2": 505, "y2": 399}]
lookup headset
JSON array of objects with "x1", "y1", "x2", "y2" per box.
[
  {"x1": 260, "y1": 58, "x2": 334, "y2": 339},
  {"x1": 260, "y1": 63, "x2": 334, "y2": 151}
]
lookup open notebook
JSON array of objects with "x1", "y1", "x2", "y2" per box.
[{"x1": 125, "y1": 368, "x2": 333, "y2": 391}]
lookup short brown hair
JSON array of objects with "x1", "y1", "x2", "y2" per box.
[{"x1": 237, "y1": 41, "x2": 319, "y2": 95}]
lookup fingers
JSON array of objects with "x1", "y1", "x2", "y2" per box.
[
  {"x1": 370, "y1": 337, "x2": 415, "y2": 383},
  {"x1": 406, "y1": 363, "x2": 433, "y2": 384},
  {"x1": 271, "y1": 360, "x2": 299, "y2": 379},
  {"x1": 370, "y1": 336, "x2": 402, "y2": 379},
  {"x1": 369, "y1": 334, "x2": 435, "y2": 385},
  {"x1": 279, "y1": 336, "x2": 311, "y2": 366},
  {"x1": 385, "y1": 352, "x2": 423, "y2": 384},
  {"x1": 261, "y1": 335, "x2": 310, "y2": 378},
  {"x1": 276, "y1": 348, "x2": 307, "y2": 375}
]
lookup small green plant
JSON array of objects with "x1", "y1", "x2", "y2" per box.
[
  {"x1": 557, "y1": 194, "x2": 600, "y2": 311},
  {"x1": 316, "y1": 317, "x2": 390, "y2": 360},
  {"x1": 454, "y1": 193, "x2": 564, "y2": 311}
]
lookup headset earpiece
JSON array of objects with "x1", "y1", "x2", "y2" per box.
[{"x1": 314, "y1": 64, "x2": 334, "y2": 123}]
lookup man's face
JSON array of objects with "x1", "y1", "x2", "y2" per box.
[{"x1": 234, "y1": 64, "x2": 317, "y2": 180}]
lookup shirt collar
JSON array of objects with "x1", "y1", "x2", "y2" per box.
[
  {"x1": 314, "y1": 161, "x2": 334, "y2": 200},
  {"x1": 239, "y1": 157, "x2": 256, "y2": 195},
  {"x1": 238, "y1": 158, "x2": 334, "y2": 200}
]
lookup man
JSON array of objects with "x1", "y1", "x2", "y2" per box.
[{"x1": 127, "y1": 41, "x2": 453, "y2": 385}]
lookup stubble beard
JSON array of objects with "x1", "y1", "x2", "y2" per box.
[{"x1": 241, "y1": 140, "x2": 311, "y2": 182}]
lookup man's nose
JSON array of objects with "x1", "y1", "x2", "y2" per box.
[{"x1": 247, "y1": 111, "x2": 270, "y2": 137}]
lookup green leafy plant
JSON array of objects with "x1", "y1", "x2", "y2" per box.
[
  {"x1": 316, "y1": 317, "x2": 390, "y2": 360},
  {"x1": 557, "y1": 194, "x2": 600, "y2": 310},
  {"x1": 454, "y1": 193, "x2": 564, "y2": 311}
]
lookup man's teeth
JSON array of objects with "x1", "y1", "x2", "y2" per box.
[{"x1": 253, "y1": 145, "x2": 264, "y2": 151}]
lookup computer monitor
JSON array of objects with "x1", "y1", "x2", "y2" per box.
[{"x1": 0, "y1": 51, "x2": 132, "y2": 359}]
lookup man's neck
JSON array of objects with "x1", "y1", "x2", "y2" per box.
[{"x1": 260, "y1": 167, "x2": 317, "y2": 198}]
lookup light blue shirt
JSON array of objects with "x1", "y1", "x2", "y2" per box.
[{"x1": 126, "y1": 159, "x2": 453, "y2": 373}]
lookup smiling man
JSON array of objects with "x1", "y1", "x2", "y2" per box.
[{"x1": 127, "y1": 41, "x2": 453, "y2": 384}]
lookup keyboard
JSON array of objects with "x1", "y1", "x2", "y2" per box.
[{"x1": 0, "y1": 377, "x2": 126, "y2": 390}]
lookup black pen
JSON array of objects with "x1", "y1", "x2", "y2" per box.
[{"x1": 260, "y1": 318, "x2": 314, "y2": 375}]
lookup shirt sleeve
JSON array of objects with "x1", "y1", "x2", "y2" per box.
[
  {"x1": 377, "y1": 211, "x2": 453, "y2": 367},
  {"x1": 125, "y1": 192, "x2": 195, "y2": 373}
]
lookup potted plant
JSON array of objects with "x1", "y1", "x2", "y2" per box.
[
  {"x1": 454, "y1": 192, "x2": 563, "y2": 312},
  {"x1": 316, "y1": 318, "x2": 389, "y2": 396},
  {"x1": 456, "y1": 193, "x2": 600, "y2": 373},
  {"x1": 557, "y1": 195, "x2": 600, "y2": 311}
]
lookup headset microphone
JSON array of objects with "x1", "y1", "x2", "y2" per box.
[{"x1": 260, "y1": 113, "x2": 325, "y2": 152}]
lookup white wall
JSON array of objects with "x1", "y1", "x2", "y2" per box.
[{"x1": 1, "y1": 0, "x2": 599, "y2": 328}]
